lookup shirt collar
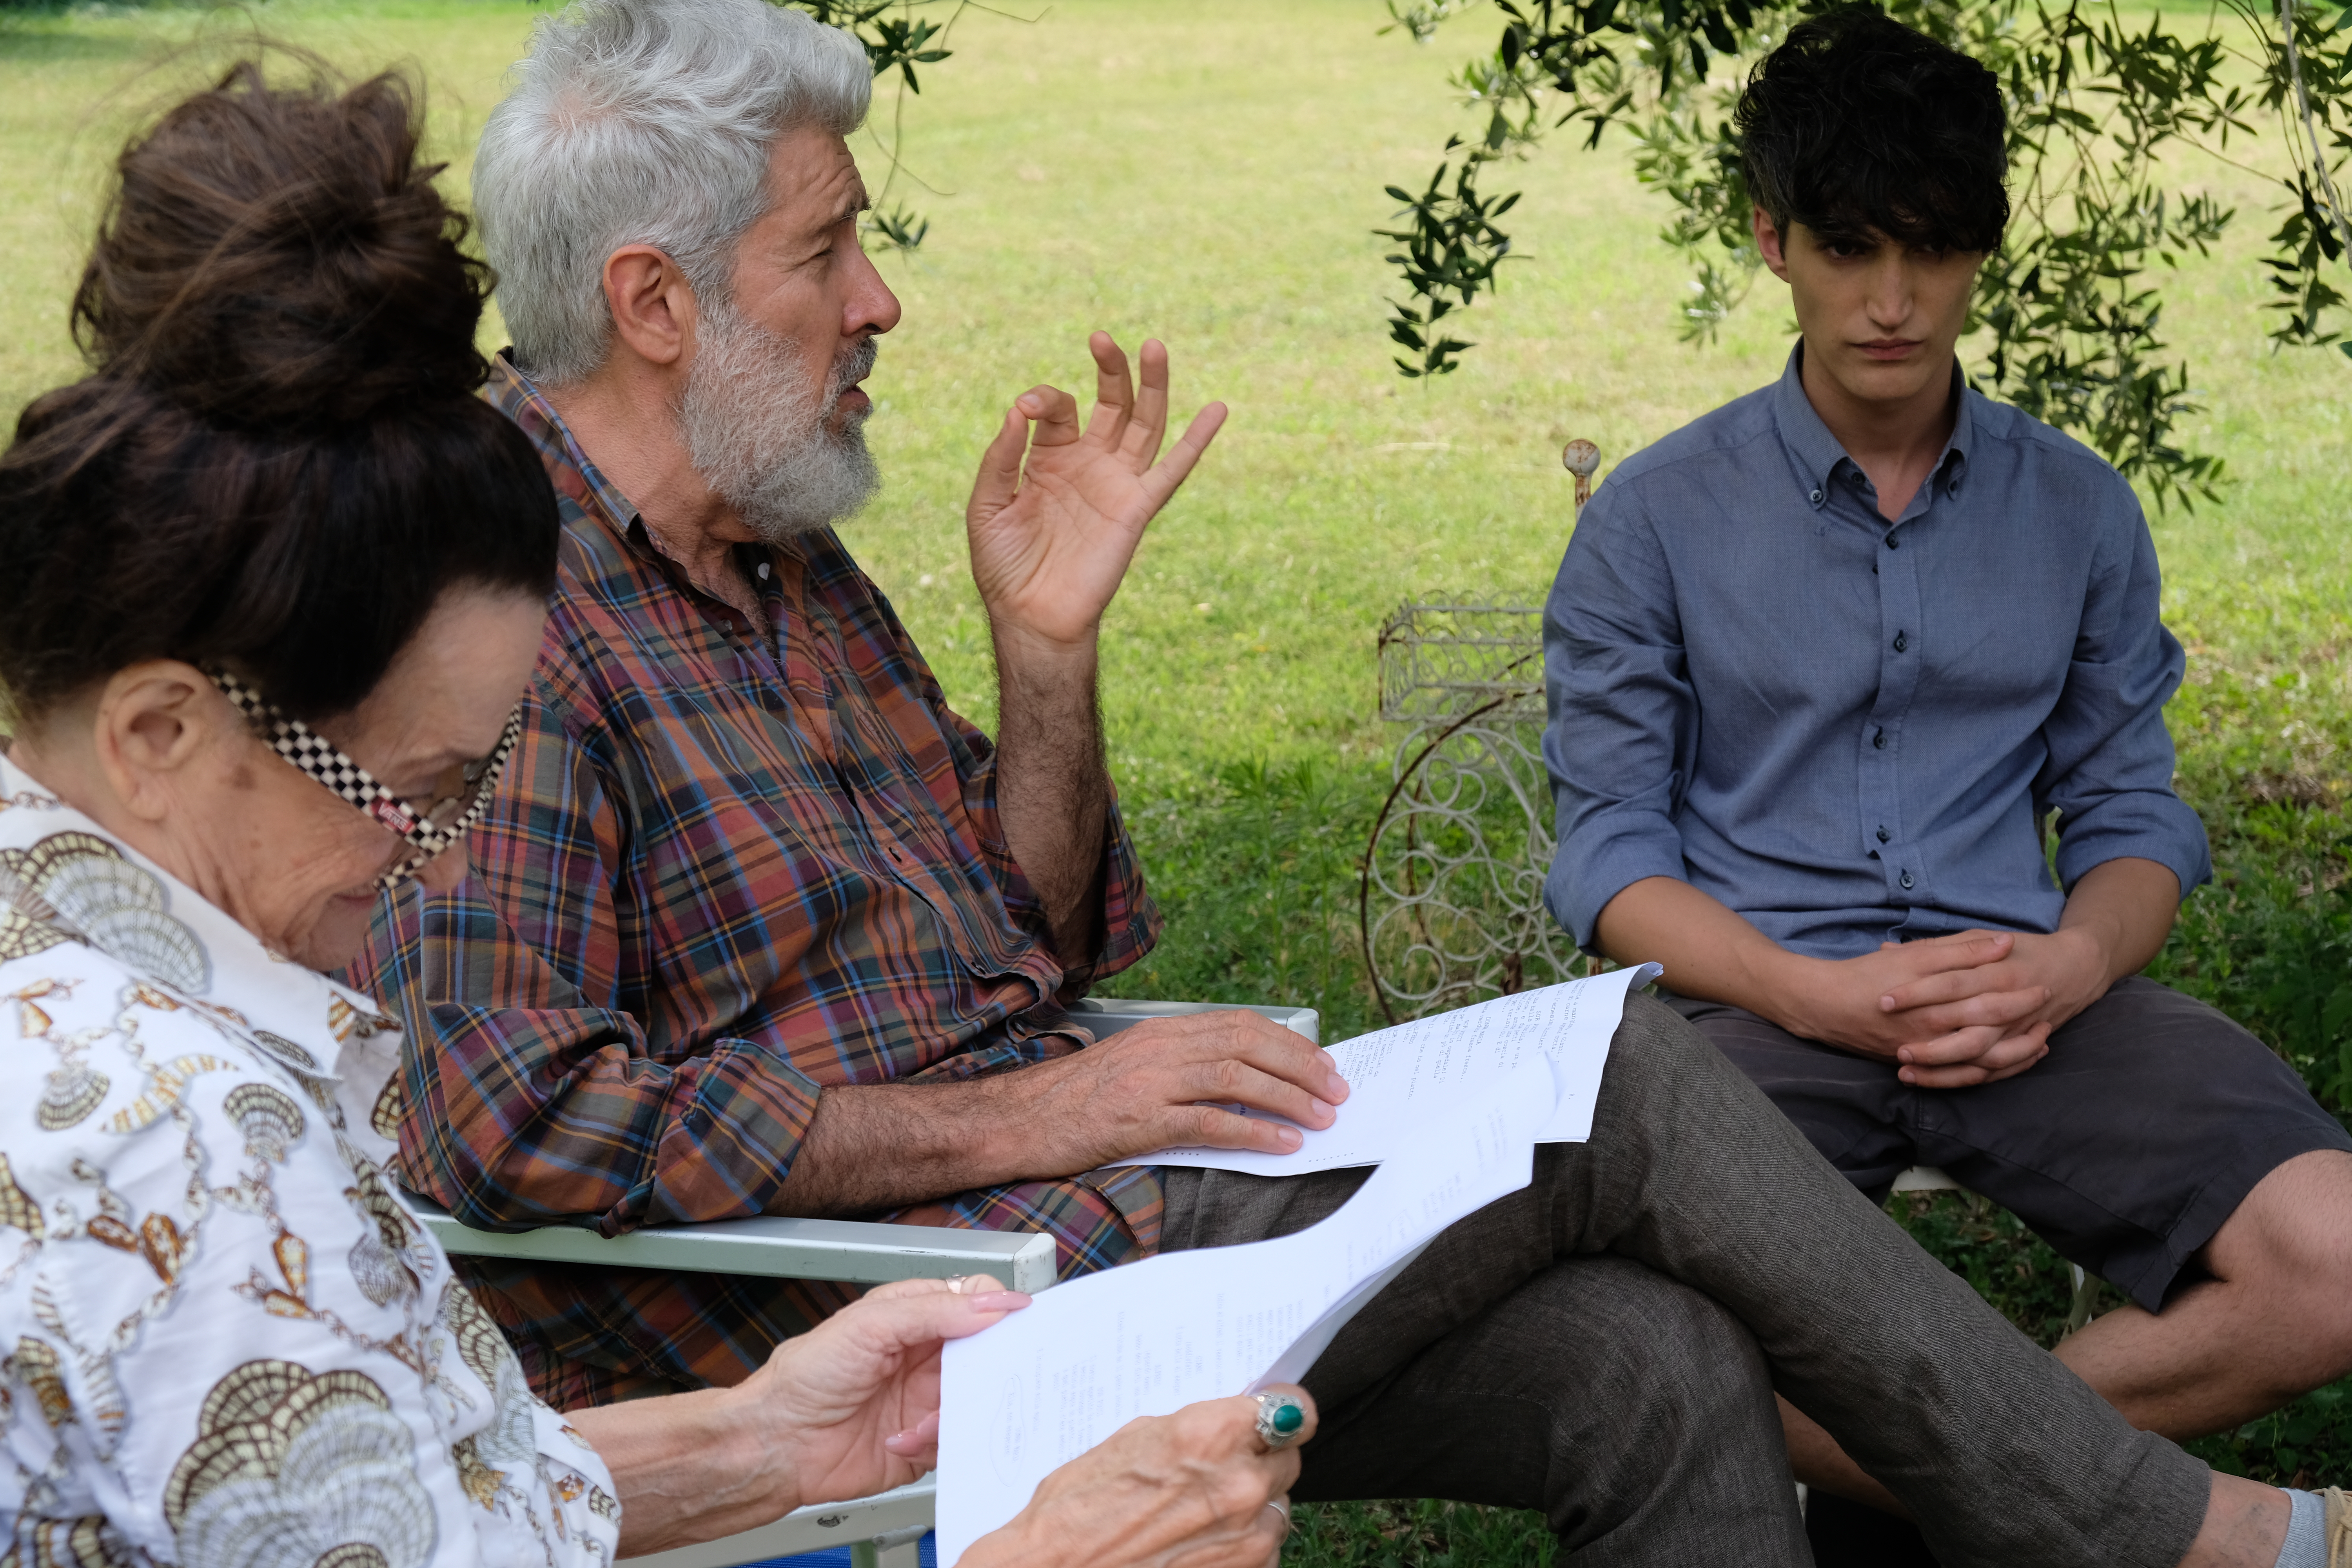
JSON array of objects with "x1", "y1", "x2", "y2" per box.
[
  {"x1": 1771, "y1": 342, "x2": 1974, "y2": 512},
  {"x1": 0, "y1": 751, "x2": 404, "y2": 1098},
  {"x1": 485, "y1": 351, "x2": 647, "y2": 537}
]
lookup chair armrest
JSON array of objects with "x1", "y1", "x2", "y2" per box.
[
  {"x1": 620, "y1": 1476, "x2": 936, "y2": 1568},
  {"x1": 1069, "y1": 996, "x2": 1320, "y2": 1046},
  {"x1": 404, "y1": 1194, "x2": 1060, "y2": 1294}
]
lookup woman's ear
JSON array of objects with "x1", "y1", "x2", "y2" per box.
[{"x1": 94, "y1": 661, "x2": 226, "y2": 823}]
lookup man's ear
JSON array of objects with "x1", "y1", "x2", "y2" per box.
[
  {"x1": 601, "y1": 245, "x2": 700, "y2": 370},
  {"x1": 1753, "y1": 206, "x2": 1793, "y2": 283},
  {"x1": 94, "y1": 662, "x2": 225, "y2": 824}
]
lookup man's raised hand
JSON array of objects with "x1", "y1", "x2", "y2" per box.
[{"x1": 965, "y1": 332, "x2": 1227, "y2": 652}]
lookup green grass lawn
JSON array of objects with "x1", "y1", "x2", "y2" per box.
[{"x1": 5, "y1": 0, "x2": 2349, "y2": 1543}]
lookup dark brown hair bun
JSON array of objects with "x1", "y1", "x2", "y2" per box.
[
  {"x1": 73, "y1": 61, "x2": 490, "y2": 428},
  {"x1": 0, "y1": 61, "x2": 557, "y2": 728}
]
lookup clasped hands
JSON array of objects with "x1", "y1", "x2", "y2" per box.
[{"x1": 1780, "y1": 926, "x2": 2116, "y2": 1088}]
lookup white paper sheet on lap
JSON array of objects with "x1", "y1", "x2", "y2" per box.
[{"x1": 1119, "y1": 963, "x2": 1661, "y2": 1176}]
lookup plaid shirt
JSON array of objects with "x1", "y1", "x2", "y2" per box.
[{"x1": 347, "y1": 356, "x2": 1165, "y2": 1406}]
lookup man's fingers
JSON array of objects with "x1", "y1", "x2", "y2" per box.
[
  {"x1": 1889, "y1": 984, "x2": 2050, "y2": 1036},
  {"x1": 1878, "y1": 932, "x2": 2016, "y2": 999},
  {"x1": 1081, "y1": 331, "x2": 1136, "y2": 450},
  {"x1": 1136, "y1": 401, "x2": 1228, "y2": 511},
  {"x1": 1122, "y1": 337, "x2": 1173, "y2": 468},
  {"x1": 965, "y1": 406, "x2": 1029, "y2": 523},
  {"x1": 1879, "y1": 963, "x2": 2016, "y2": 1012},
  {"x1": 1017, "y1": 383, "x2": 1085, "y2": 449},
  {"x1": 1189, "y1": 1056, "x2": 1338, "y2": 1130},
  {"x1": 1893, "y1": 1024, "x2": 2007, "y2": 1069},
  {"x1": 1174, "y1": 1102, "x2": 1310, "y2": 1154},
  {"x1": 1201, "y1": 1009, "x2": 1348, "y2": 1103},
  {"x1": 1897, "y1": 1022, "x2": 2052, "y2": 1085},
  {"x1": 1901, "y1": 1029, "x2": 2051, "y2": 1088},
  {"x1": 1126, "y1": 1009, "x2": 1348, "y2": 1103}
]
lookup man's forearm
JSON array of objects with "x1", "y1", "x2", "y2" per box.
[
  {"x1": 770, "y1": 1073, "x2": 1055, "y2": 1217},
  {"x1": 1593, "y1": 875, "x2": 1804, "y2": 1018},
  {"x1": 2057, "y1": 856, "x2": 2180, "y2": 985},
  {"x1": 990, "y1": 626, "x2": 1109, "y2": 965}
]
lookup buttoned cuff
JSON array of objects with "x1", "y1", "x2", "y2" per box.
[
  {"x1": 631, "y1": 1042, "x2": 826, "y2": 1229},
  {"x1": 1065, "y1": 793, "x2": 1163, "y2": 991},
  {"x1": 2052, "y1": 819, "x2": 2213, "y2": 904}
]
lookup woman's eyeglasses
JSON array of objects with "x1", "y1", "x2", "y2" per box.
[{"x1": 207, "y1": 668, "x2": 523, "y2": 890}]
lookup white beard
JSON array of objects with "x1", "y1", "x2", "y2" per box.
[{"x1": 675, "y1": 298, "x2": 881, "y2": 542}]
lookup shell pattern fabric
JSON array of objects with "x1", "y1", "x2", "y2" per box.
[{"x1": 0, "y1": 756, "x2": 620, "y2": 1566}]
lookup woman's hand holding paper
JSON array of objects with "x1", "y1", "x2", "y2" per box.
[{"x1": 962, "y1": 1388, "x2": 1318, "y2": 1568}]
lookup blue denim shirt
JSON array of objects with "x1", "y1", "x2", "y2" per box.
[{"x1": 1543, "y1": 347, "x2": 2212, "y2": 961}]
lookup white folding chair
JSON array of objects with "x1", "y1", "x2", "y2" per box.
[{"x1": 410, "y1": 998, "x2": 1320, "y2": 1568}]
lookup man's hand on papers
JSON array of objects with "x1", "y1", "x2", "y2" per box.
[
  {"x1": 1016, "y1": 1009, "x2": 1348, "y2": 1167},
  {"x1": 965, "y1": 332, "x2": 1227, "y2": 653},
  {"x1": 961, "y1": 1388, "x2": 1314, "y2": 1568}
]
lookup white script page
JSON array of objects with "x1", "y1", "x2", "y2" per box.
[
  {"x1": 1122, "y1": 963, "x2": 1660, "y2": 1176},
  {"x1": 934, "y1": 1054, "x2": 1557, "y2": 1564}
]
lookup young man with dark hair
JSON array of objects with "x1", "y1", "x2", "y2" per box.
[{"x1": 1545, "y1": 9, "x2": 2352, "y2": 1562}]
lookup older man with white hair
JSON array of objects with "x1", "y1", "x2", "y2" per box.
[{"x1": 354, "y1": 1, "x2": 2333, "y2": 1563}]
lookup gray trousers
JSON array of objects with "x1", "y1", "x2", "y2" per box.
[{"x1": 1158, "y1": 993, "x2": 2211, "y2": 1568}]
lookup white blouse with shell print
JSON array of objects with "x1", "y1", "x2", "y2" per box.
[{"x1": 0, "y1": 755, "x2": 621, "y2": 1568}]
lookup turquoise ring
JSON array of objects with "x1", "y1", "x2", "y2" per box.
[{"x1": 1253, "y1": 1391, "x2": 1307, "y2": 1451}]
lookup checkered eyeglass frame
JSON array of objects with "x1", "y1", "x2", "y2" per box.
[{"x1": 208, "y1": 668, "x2": 524, "y2": 889}]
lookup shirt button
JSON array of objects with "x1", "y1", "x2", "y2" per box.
[
  {"x1": 1872, "y1": 728, "x2": 1886, "y2": 749},
  {"x1": 1893, "y1": 632, "x2": 1907, "y2": 652},
  {"x1": 1900, "y1": 870, "x2": 1915, "y2": 891},
  {"x1": 1876, "y1": 826, "x2": 1890, "y2": 843},
  {"x1": 1885, "y1": 535, "x2": 1899, "y2": 550},
  {"x1": 1809, "y1": 488, "x2": 1825, "y2": 505},
  {"x1": 757, "y1": 561, "x2": 771, "y2": 581}
]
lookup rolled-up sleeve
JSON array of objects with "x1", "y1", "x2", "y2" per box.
[
  {"x1": 2039, "y1": 501, "x2": 2213, "y2": 898},
  {"x1": 864, "y1": 567, "x2": 1160, "y2": 996},
  {"x1": 1543, "y1": 482, "x2": 1699, "y2": 949},
  {"x1": 352, "y1": 685, "x2": 824, "y2": 1237}
]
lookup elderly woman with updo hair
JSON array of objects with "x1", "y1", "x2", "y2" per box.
[{"x1": 0, "y1": 62, "x2": 1309, "y2": 1568}]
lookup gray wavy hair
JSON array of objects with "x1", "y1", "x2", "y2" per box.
[{"x1": 474, "y1": 0, "x2": 871, "y2": 386}]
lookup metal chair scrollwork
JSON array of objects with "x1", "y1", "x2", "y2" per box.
[{"x1": 1357, "y1": 440, "x2": 1604, "y2": 1025}]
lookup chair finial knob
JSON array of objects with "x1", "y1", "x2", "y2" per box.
[{"x1": 1562, "y1": 439, "x2": 1601, "y2": 508}]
